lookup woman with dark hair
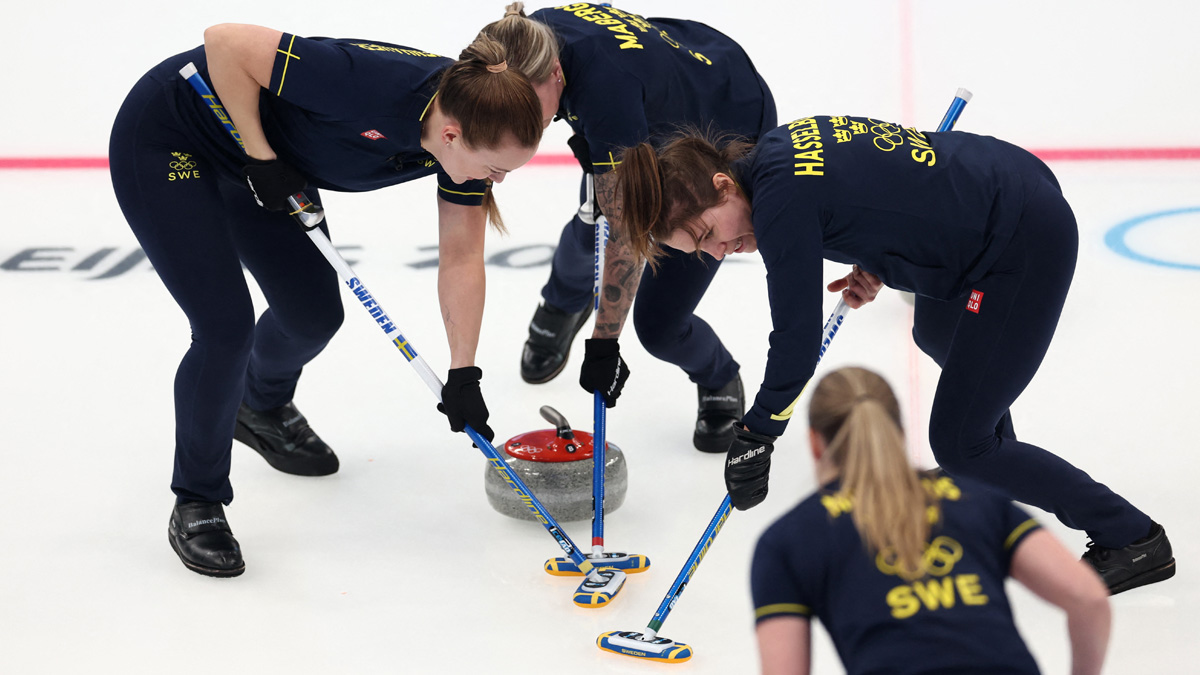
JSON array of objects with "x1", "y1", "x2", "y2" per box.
[
  {"x1": 612, "y1": 118, "x2": 1174, "y2": 595},
  {"x1": 109, "y1": 23, "x2": 543, "y2": 577},
  {"x1": 474, "y1": 2, "x2": 819, "y2": 454},
  {"x1": 752, "y1": 367, "x2": 1111, "y2": 675}
]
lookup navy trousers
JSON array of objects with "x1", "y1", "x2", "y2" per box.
[
  {"x1": 540, "y1": 176, "x2": 739, "y2": 391},
  {"x1": 913, "y1": 159, "x2": 1151, "y2": 548},
  {"x1": 110, "y1": 67, "x2": 343, "y2": 505}
]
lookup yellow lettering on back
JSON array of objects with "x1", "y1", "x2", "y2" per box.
[
  {"x1": 820, "y1": 493, "x2": 854, "y2": 518},
  {"x1": 926, "y1": 504, "x2": 940, "y2": 523},
  {"x1": 912, "y1": 577, "x2": 956, "y2": 611},
  {"x1": 616, "y1": 34, "x2": 643, "y2": 49},
  {"x1": 887, "y1": 586, "x2": 920, "y2": 619},
  {"x1": 956, "y1": 574, "x2": 989, "y2": 606}
]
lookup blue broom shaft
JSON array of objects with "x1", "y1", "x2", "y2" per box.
[
  {"x1": 641, "y1": 89, "x2": 973, "y2": 635},
  {"x1": 178, "y1": 61, "x2": 591, "y2": 568}
]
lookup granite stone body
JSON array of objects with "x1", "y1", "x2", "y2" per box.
[{"x1": 484, "y1": 429, "x2": 627, "y2": 522}]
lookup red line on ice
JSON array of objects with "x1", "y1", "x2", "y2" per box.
[{"x1": 4, "y1": 148, "x2": 1200, "y2": 171}]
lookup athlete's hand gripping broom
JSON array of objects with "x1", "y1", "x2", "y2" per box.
[
  {"x1": 597, "y1": 88, "x2": 974, "y2": 662},
  {"x1": 179, "y1": 62, "x2": 627, "y2": 607},
  {"x1": 544, "y1": 178, "x2": 652, "y2": 583}
]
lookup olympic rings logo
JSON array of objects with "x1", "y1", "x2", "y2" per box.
[
  {"x1": 875, "y1": 535, "x2": 964, "y2": 580},
  {"x1": 868, "y1": 119, "x2": 905, "y2": 152},
  {"x1": 169, "y1": 152, "x2": 197, "y2": 171}
]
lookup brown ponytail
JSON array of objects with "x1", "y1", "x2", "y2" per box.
[
  {"x1": 476, "y1": 2, "x2": 561, "y2": 84},
  {"x1": 439, "y1": 33, "x2": 542, "y2": 151},
  {"x1": 614, "y1": 128, "x2": 753, "y2": 271},
  {"x1": 437, "y1": 32, "x2": 542, "y2": 231},
  {"x1": 809, "y1": 367, "x2": 934, "y2": 577},
  {"x1": 614, "y1": 142, "x2": 663, "y2": 265}
]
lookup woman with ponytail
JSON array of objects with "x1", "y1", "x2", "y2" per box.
[
  {"x1": 614, "y1": 120, "x2": 1174, "y2": 597},
  {"x1": 109, "y1": 24, "x2": 542, "y2": 577},
  {"x1": 474, "y1": 3, "x2": 814, "y2": 456},
  {"x1": 751, "y1": 367, "x2": 1112, "y2": 675}
]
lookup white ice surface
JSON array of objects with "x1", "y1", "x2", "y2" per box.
[{"x1": 2, "y1": 1, "x2": 1199, "y2": 673}]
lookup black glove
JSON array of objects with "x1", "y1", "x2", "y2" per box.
[
  {"x1": 437, "y1": 366, "x2": 495, "y2": 444},
  {"x1": 566, "y1": 133, "x2": 594, "y2": 174},
  {"x1": 580, "y1": 338, "x2": 629, "y2": 408},
  {"x1": 724, "y1": 425, "x2": 777, "y2": 510},
  {"x1": 242, "y1": 158, "x2": 307, "y2": 211}
]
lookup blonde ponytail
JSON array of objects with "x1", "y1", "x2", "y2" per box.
[
  {"x1": 810, "y1": 368, "x2": 933, "y2": 576},
  {"x1": 476, "y1": 2, "x2": 560, "y2": 83}
]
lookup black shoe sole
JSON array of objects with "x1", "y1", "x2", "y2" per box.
[
  {"x1": 520, "y1": 305, "x2": 593, "y2": 384},
  {"x1": 233, "y1": 422, "x2": 339, "y2": 477},
  {"x1": 693, "y1": 432, "x2": 734, "y2": 453},
  {"x1": 521, "y1": 351, "x2": 571, "y2": 385},
  {"x1": 168, "y1": 533, "x2": 245, "y2": 578},
  {"x1": 1109, "y1": 559, "x2": 1176, "y2": 595}
]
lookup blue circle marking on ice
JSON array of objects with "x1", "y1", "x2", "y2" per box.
[{"x1": 1104, "y1": 206, "x2": 1200, "y2": 271}]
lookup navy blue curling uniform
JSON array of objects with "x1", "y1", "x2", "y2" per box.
[
  {"x1": 752, "y1": 474, "x2": 1043, "y2": 674},
  {"x1": 109, "y1": 34, "x2": 487, "y2": 505},
  {"x1": 737, "y1": 116, "x2": 1150, "y2": 548},
  {"x1": 531, "y1": 3, "x2": 776, "y2": 390}
]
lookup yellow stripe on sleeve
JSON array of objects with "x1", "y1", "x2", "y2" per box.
[
  {"x1": 770, "y1": 396, "x2": 799, "y2": 421},
  {"x1": 276, "y1": 34, "x2": 300, "y2": 96},
  {"x1": 1004, "y1": 518, "x2": 1040, "y2": 550},
  {"x1": 771, "y1": 380, "x2": 814, "y2": 421},
  {"x1": 755, "y1": 603, "x2": 811, "y2": 619},
  {"x1": 593, "y1": 151, "x2": 621, "y2": 168},
  {"x1": 438, "y1": 186, "x2": 487, "y2": 197}
]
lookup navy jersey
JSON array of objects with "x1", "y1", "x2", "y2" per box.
[
  {"x1": 162, "y1": 35, "x2": 486, "y2": 204},
  {"x1": 751, "y1": 473, "x2": 1042, "y2": 675},
  {"x1": 738, "y1": 117, "x2": 1038, "y2": 435},
  {"x1": 531, "y1": 3, "x2": 775, "y2": 171}
]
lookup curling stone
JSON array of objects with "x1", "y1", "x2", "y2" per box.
[{"x1": 485, "y1": 405, "x2": 627, "y2": 523}]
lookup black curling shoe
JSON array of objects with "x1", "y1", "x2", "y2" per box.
[
  {"x1": 520, "y1": 302, "x2": 593, "y2": 384},
  {"x1": 694, "y1": 374, "x2": 745, "y2": 453},
  {"x1": 234, "y1": 401, "x2": 339, "y2": 476},
  {"x1": 1082, "y1": 522, "x2": 1175, "y2": 595},
  {"x1": 168, "y1": 501, "x2": 244, "y2": 578}
]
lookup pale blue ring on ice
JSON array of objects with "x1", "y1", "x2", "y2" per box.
[{"x1": 1104, "y1": 206, "x2": 1200, "y2": 271}]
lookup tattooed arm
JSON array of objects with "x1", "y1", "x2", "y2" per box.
[{"x1": 592, "y1": 170, "x2": 643, "y2": 338}]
